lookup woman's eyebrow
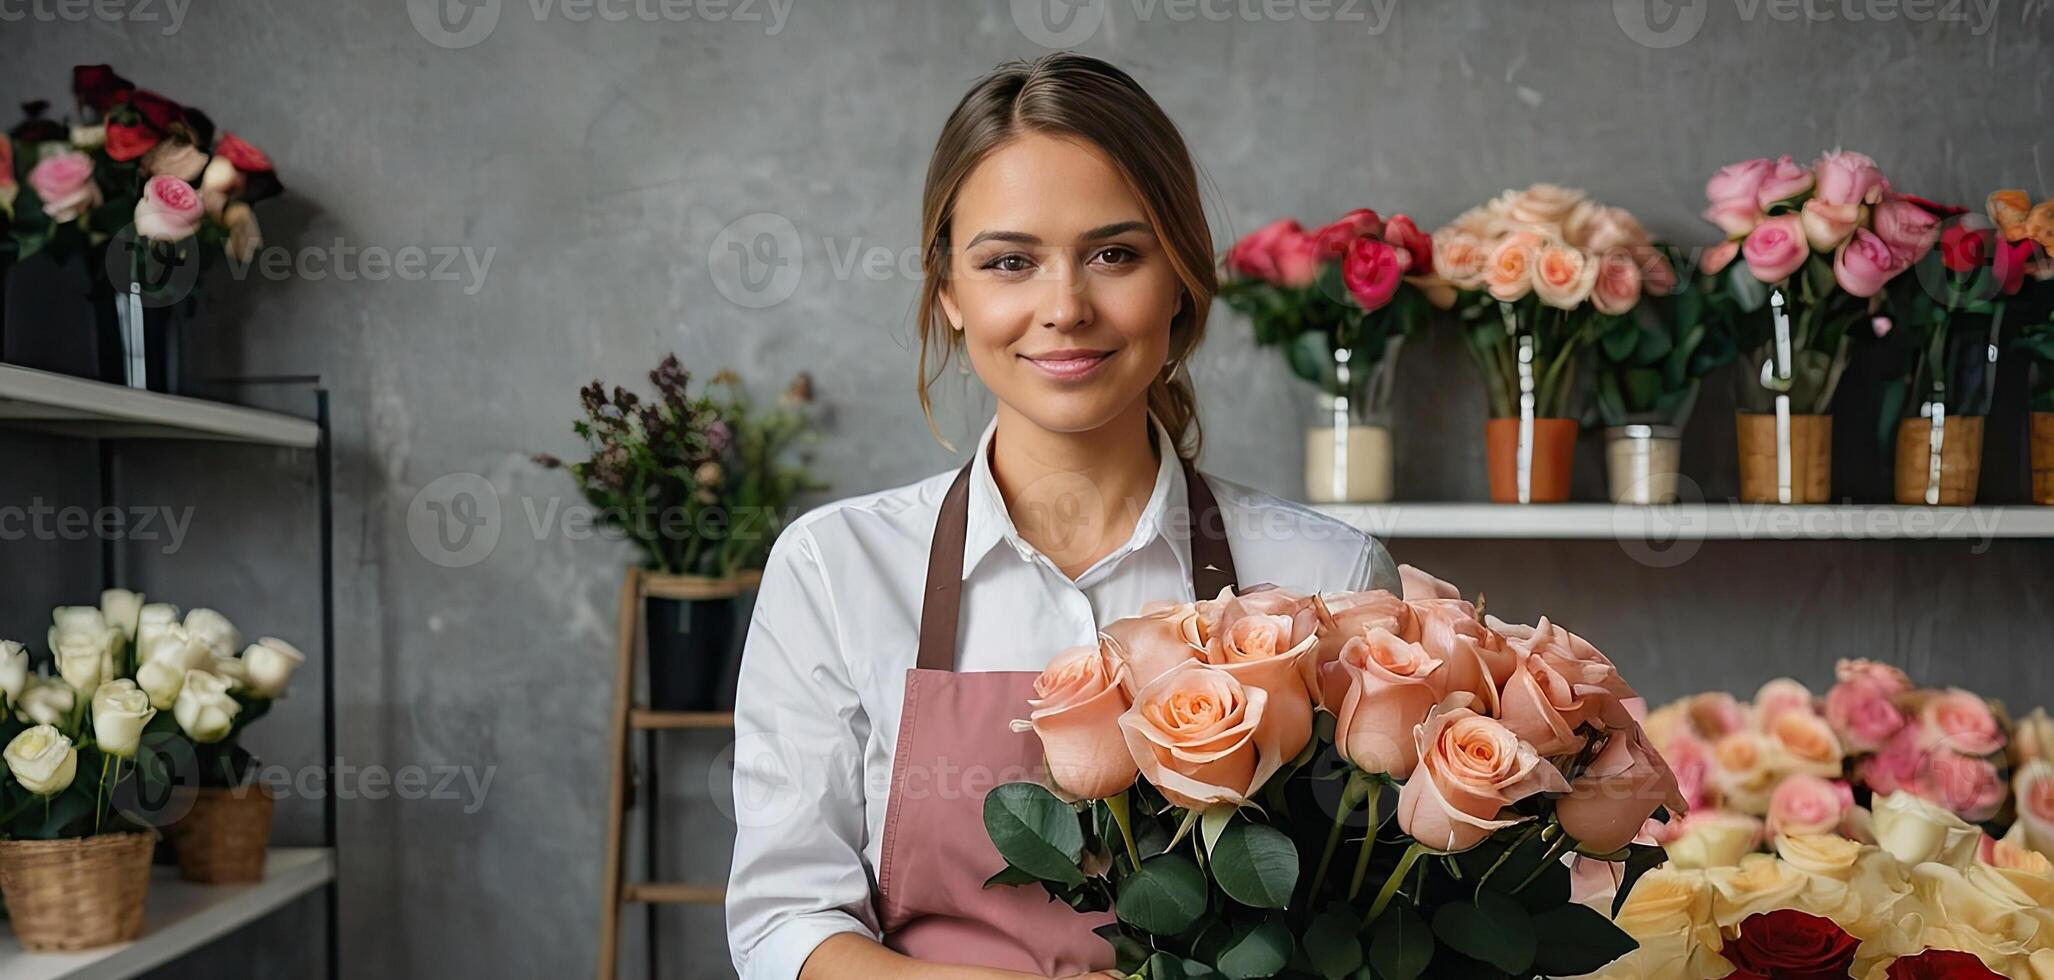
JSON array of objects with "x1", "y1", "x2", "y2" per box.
[{"x1": 963, "y1": 220, "x2": 1154, "y2": 249}]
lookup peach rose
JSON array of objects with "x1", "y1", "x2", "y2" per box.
[
  {"x1": 1118, "y1": 661, "x2": 1282, "y2": 810},
  {"x1": 1200, "y1": 591, "x2": 1319, "y2": 761},
  {"x1": 1024, "y1": 639, "x2": 1137, "y2": 800},
  {"x1": 1915, "y1": 689, "x2": 2003, "y2": 757},
  {"x1": 1100, "y1": 607, "x2": 1206, "y2": 696},
  {"x1": 1396, "y1": 704, "x2": 1570, "y2": 852},
  {"x1": 1987, "y1": 189, "x2": 2032, "y2": 242},
  {"x1": 1492, "y1": 616, "x2": 1635, "y2": 710},
  {"x1": 1557, "y1": 724, "x2": 1688, "y2": 854},
  {"x1": 1397, "y1": 564, "x2": 1460, "y2": 601},
  {"x1": 1319, "y1": 627, "x2": 1447, "y2": 777},
  {"x1": 1704, "y1": 197, "x2": 1764, "y2": 238},
  {"x1": 139, "y1": 138, "x2": 207, "y2": 183},
  {"x1": 1506, "y1": 184, "x2": 1586, "y2": 232},
  {"x1": 1701, "y1": 239, "x2": 1740, "y2": 275},
  {"x1": 1411, "y1": 600, "x2": 1512, "y2": 711},
  {"x1": 1499, "y1": 649, "x2": 1593, "y2": 757},
  {"x1": 1533, "y1": 244, "x2": 1597, "y2": 310},
  {"x1": 1766, "y1": 709, "x2": 1845, "y2": 779},
  {"x1": 1712, "y1": 731, "x2": 1778, "y2": 814},
  {"x1": 1305, "y1": 589, "x2": 1413, "y2": 695},
  {"x1": 2028, "y1": 201, "x2": 2054, "y2": 251},
  {"x1": 1687, "y1": 691, "x2": 1749, "y2": 739},
  {"x1": 1837, "y1": 658, "x2": 1912, "y2": 697},
  {"x1": 2012, "y1": 708, "x2": 2054, "y2": 770},
  {"x1": 1432, "y1": 230, "x2": 1489, "y2": 290},
  {"x1": 1591, "y1": 248, "x2": 1642, "y2": 316},
  {"x1": 1483, "y1": 231, "x2": 1543, "y2": 302},
  {"x1": 1765, "y1": 774, "x2": 1854, "y2": 839}
]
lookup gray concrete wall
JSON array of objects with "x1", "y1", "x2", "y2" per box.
[{"x1": 2, "y1": 1, "x2": 2051, "y2": 977}]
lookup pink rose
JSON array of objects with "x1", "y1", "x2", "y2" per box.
[
  {"x1": 1225, "y1": 218, "x2": 1304, "y2": 282},
  {"x1": 1663, "y1": 728, "x2": 1717, "y2": 814},
  {"x1": 1635, "y1": 246, "x2": 1678, "y2": 296},
  {"x1": 1823, "y1": 678, "x2": 1906, "y2": 754},
  {"x1": 1343, "y1": 237, "x2": 1403, "y2": 311},
  {"x1": 1025, "y1": 640, "x2": 1138, "y2": 800},
  {"x1": 1382, "y1": 214, "x2": 1434, "y2": 274},
  {"x1": 1578, "y1": 206, "x2": 1648, "y2": 254},
  {"x1": 1318, "y1": 627, "x2": 1447, "y2": 777},
  {"x1": 1916, "y1": 750, "x2": 2004, "y2": 823},
  {"x1": 1755, "y1": 155, "x2": 1816, "y2": 209},
  {"x1": 2011, "y1": 761, "x2": 2054, "y2": 857},
  {"x1": 1313, "y1": 208, "x2": 1382, "y2": 258},
  {"x1": 1118, "y1": 661, "x2": 1282, "y2": 810},
  {"x1": 1742, "y1": 215, "x2": 1808, "y2": 283},
  {"x1": 1591, "y1": 248, "x2": 1643, "y2": 316},
  {"x1": 1752, "y1": 678, "x2": 1815, "y2": 727},
  {"x1": 1837, "y1": 659, "x2": 1912, "y2": 697},
  {"x1": 1765, "y1": 774, "x2": 1854, "y2": 838},
  {"x1": 134, "y1": 175, "x2": 204, "y2": 243},
  {"x1": 1398, "y1": 704, "x2": 1572, "y2": 853},
  {"x1": 1703, "y1": 198, "x2": 1765, "y2": 238},
  {"x1": 1706, "y1": 158, "x2": 1774, "y2": 208},
  {"x1": 1915, "y1": 689, "x2": 2003, "y2": 758},
  {"x1": 1101, "y1": 608, "x2": 1205, "y2": 696},
  {"x1": 1687, "y1": 691, "x2": 1750, "y2": 739},
  {"x1": 1858, "y1": 726, "x2": 1925, "y2": 797},
  {"x1": 1800, "y1": 199, "x2": 1866, "y2": 252},
  {"x1": 1499, "y1": 649, "x2": 1593, "y2": 757},
  {"x1": 1557, "y1": 724, "x2": 1688, "y2": 854},
  {"x1": 1813, "y1": 149, "x2": 1887, "y2": 207},
  {"x1": 1871, "y1": 195, "x2": 1942, "y2": 265},
  {"x1": 1271, "y1": 229, "x2": 1324, "y2": 288},
  {"x1": 1832, "y1": 228, "x2": 1901, "y2": 298},
  {"x1": 1702, "y1": 239, "x2": 1740, "y2": 276},
  {"x1": 27, "y1": 152, "x2": 100, "y2": 223},
  {"x1": 1397, "y1": 564, "x2": 1460, "y2": 600}
]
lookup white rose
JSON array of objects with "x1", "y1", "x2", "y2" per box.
[
  {"x1": 0, "y1": 641, "x2": 27, "y2": 706},
  {"x1": 183, "y1": 609, "x2": 241, "y2": 660},
  {"x1": 69, "y1": 124, "x2": 105, "y2": 150},
  {"x1": 1665, "y1": 811, "x2": 1766, "y2": 870},
  {"x1": 136, "y1": 656, "x2": 186, "y2": 711},
  {"x1": 100, "y1": 588, "x2": 144, "y2": 641},
  {"x1": 241, "y1": 637, "x2": 305, "y2": 699},
  {"x1": 1874, "y1": 791, "x2": 1981, "y2": 868},
  {"x1": 209, "y1": 655, "x2": 248, "y2": 690},
  {"x1": 136, "y1": 603, "x2": 181, "y2": 648},
  {"x1": 91, "y1": 679, "x2": 156, "y2": 758},
  {"x1": 50, "y1": 606, "x2": 105, "y2": 635},
  {"x1": 173, "y1": 670, "x2": 240, "y2": 743},
  {"x1": 141, "y1": 624, "x2": 212, "y2": 672},
  {"x1": 16, "y1": 679, "x2": 74, "y2": 728},
  {"x1": 53, "y1": 631, "x2": 107, "y2": 696},
  {"x1": 3, "y1": 725, "x2": 77, "y2": 796}
]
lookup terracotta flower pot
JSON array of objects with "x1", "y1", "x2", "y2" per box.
[
  {"x1": 1485, "y1": 418, "x2": 1577, "y2": 503},
  {"x1": 0, "y1": 831, "x2": 154, "y2": 951},
  {"x1": 2033, "y1": 413, "x2": 2054, "y2": 506},
  {"x1": 170, "y1": 785, "x2": 276, "y2": 883},
  {"x1": 1735, "y1": 412, "x2": 1832, "y2": 504},
  {"x1": 1894, "y1": 416, "x2": 1986, "y2": 506}
]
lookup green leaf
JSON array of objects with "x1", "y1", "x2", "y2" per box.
[
  {"x1": 1095, "y1": 922, "x2": 1153, "y2": 973},
  {"x1": 1431, "y1": 889, "x2": 1535, "y2": 975},
  {"x1": 1367, "y1": 901, "x2": 1434, "y2": 980},
  {"x1": 982, "y1": 864, "x2": 1040, "y2": 888},
  {"x1": 1211, "y1": 820, "x2": 1299, "y2": 910},
  {"x1": 1531, "y1": 901, "x2": 1640, "y2": 975},
  {"x1": 1612, "y1": 843, "x2": 1670, "y2": 918},
  {"x1": 1514, "y1": 859, "x2": 1571, "y2": 912},
  {"x1": 982, "y1": 782, "x2": 1085, "y2": 887},
  {"x1": 1726, "y1": 261, "x2": 1768, "y2": 313},
  {"x1": 1140, "y1": 951, "x2": 1219, "y2": 979},
  {"x1": 1285, "y1": 330, "x2": 1332, "y2": 388},
  {"x1": 1300, "y1": 909, "x2": 1363, "y2": 980},
  {"x1": 1600, "y1": 321, "x2": 1640, "y2": 362},
  {"x1": 1117, "y1": 854, "x2": 1209, "y2": 935},
  {"x1": 1215, "y1": 916, "x2": 1292, "y2": 979}
]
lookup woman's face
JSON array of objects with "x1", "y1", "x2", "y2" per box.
[{"x1": 939, "y1": 133, "x2": 1184, "y2": 437}]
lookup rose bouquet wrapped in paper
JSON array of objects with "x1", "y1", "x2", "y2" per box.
[
  {"x1": 1425, "y1": 185, "x2": 1679, "y2": 502},
  {"x1": 1217, "y1": 209, "x2": 1438, "y2": 503},
  {"x1": 982, "y1": 566, "x2": 1686, "y2": 980}
]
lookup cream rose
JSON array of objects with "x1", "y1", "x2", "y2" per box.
[
  {"x1": 183, "y1": 608, "x2": 242, "y2": 660},
  {"x1": 1318, "y1": 627, "x2": 1446, "y2": 777},
  {"x1": 241, "y1": 637, "x2": 306, "y2": 699},
  {"x1": 1022, "y1": 639, "x2": 1137, "y2": 801},
  {"x1": 4, "y1": 725, "x2": 77, "y2": 796},
  {"x1": 1706, "y1": 852, "x2": 1809, "y2": 927},
  {"x1": 1766, "y1": 709, "x2": 1844, "y2": 779},
  {"x1": 100, "y1": 588, "x2": 144, "y2": 641},
  {"x1": 2010, "y1": 760, "x2": 2054, "y2": 857},
  {"x1": 1395, "y1": 704, "x2": 1570, "y2": 852},
  {"x1": 1594, "y1": 867, "x2": 1730, "y2": 980},
  {"x1": 1711, "y1": 731, "x2": 1777, "y2": 814},
  {"x1": 91, "y1": 679, "x2": 156, "y2": 758},
  {"x1": 0, "y1": 641, "x2": 28, "y2": 707},
  {"x1": 173, "y1": 669, "x2": 241, "y2": 744},
  {"x1": 2013, "y1": 708, "x2": 2054, "y2": 769},
  {"x1": 53, "y1": 630, "x2": 108, "y2": 698},
  {"x1": 1665, "y1": 811, "x2": 1764, "y2": 870},
  {"x1": 136, "y1": 655, "x2": 186, "y2": 711},
  {"x1": 1873, "y1": 790, "x2": 1980, "y2": 868},
  {"x1": 1506, "y1": 183, "x2": 1587, "y2": 233},
  {"x1": 1118, "y1": 661, "x2": 1281, "y2": 810},
  {"x1": 16, "y1": 679, "x2": 75, "y2": 728},
  {"x1": 141, "y1": 624, "x2": 213, "y2": 672}
]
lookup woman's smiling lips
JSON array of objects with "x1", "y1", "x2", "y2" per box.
[{"x1": 1022, "y1": 347, "x2": 1115, "y2": 381}]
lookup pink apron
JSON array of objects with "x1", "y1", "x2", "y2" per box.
[{"x1": 872, "y1": 456, "x2": 1241, "y2": 975}]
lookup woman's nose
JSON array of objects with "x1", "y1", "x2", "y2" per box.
[{"x1": 1038, "y1": 258, "x2": 1092, "y2": 332}]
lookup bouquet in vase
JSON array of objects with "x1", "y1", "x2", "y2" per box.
[
  {"x1": 982, "y1": 565, "x2": 1686, "y2": 980},
  {"x1": 1218, "y1": 209, "x2": 1437, "y2": 503},
  {"x1": 1427, "y1": 185, "x2": 1677, "y2": 502},
  {"x1": 1975, "y1": 191, "x2": 2054, "y2": 503}
]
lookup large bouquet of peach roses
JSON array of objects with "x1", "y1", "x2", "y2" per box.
[{"x1": 982, "y1": 565, "x2": 1686, "y2": 980}]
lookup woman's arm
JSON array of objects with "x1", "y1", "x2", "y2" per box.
[{"x1": 799, "y1": 933, "x2": 1118, "y2": 980}]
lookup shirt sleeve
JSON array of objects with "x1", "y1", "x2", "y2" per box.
[
  {"x1": 727, "y1": 527, "x2": 880, "y2": 980},
  {"x1": 1350, "y1": 532, "x2": 1403, "y2": 595}
]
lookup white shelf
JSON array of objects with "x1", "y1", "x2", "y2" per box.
[
  {"x1": 1317, "y1": 502, "x2": 2054, "y2": 541},
  {"x1": 0, "y1": 365, "x2": 319, "y2": 448},
  {"x1": 0, "y1": 847, "x2": 333, "y2": 980}
]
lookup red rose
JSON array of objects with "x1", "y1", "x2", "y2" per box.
[
  {"x1": 71, "y1": 64, "x2": 134, "y2": 112},
  {"x1": 128, "y1": 90, "x2": 184, "y2": 132},
  {"x1": 1226, "y1": 218, "x2": 1303, "y2": 283},
  {"x1": 1939, "y1": 224, "x2": 1989, "y2": 274},
  {"x1": 1382, "y1": 214, "x2": 1433, "y2": 274},
  {"x1": 1342, "y1": 237, "x2": 1402, "y2": 311},
  {"x1": 1995, "y1": 237, "x2": 2038, "y2": 295},
  {"x1": 1726, "y1": 909, "x2": 1859, "y2": 980},
  {"x1": 103, "y1": 122, "x2": 161, "y2": 162},
  {"x1": 1885, "y1": 949, "x2": 2006, "y2": 979},
  {"x1": 215, "y1": 133, "x2": 275, "y2": 173},
  {"x1": 1313, "y1": 208, "x2": 1382, "y2": 259}
]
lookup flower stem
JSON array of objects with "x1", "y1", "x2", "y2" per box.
[
  {"x1": 1312, "y1": 770, "x2": 1368, "y2": 896},
  {"x1": 1365, "y1": 841, "x2": 1429, "y2": 927},
  {"x1": 1347, "y1": 780, "x2": 1384, "y2": 902},
  {"x1": 94, "y1": 754, "x2": 109, "y2": 833},
  {"x1": 1105, "y1": 790, "x2": 1141, "y2": 873}
]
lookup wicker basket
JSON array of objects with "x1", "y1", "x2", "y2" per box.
[
  {"x1": 169, "y1": 785, "x2": 275, "y2": 883},
  {"x1": 0, "y1": 832, "x2": 154, "y2": 951}
]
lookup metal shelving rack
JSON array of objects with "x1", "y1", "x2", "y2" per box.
[{"x1": 0, "y1": 364, "x2": 340, "y2": 980}]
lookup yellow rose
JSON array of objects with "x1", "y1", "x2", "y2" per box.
[
  {"x1": 1706, "y1": 853, "x2": 1808, "y2": 927},
  {"x1": 1776, "y1": 833, "x2": 1863, "y2": 878},
  {"x1": 1592, "y1": 867, "x2": 1731, "y2": 980}
]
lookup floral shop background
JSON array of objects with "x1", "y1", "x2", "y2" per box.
[{"x1": 2, "y1": 1, "x2": 2051, "y2": 978}]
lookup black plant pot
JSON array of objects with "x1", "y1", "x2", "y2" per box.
[
  {"x1": 645, "y1": 593, "x2": 748, "y2": 712},
  {"x1": 1, "y1": 244, "x2": 189, "y2": 392}
]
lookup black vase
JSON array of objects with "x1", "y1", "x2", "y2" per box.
[
  {"x1": 645, "y1": 592, "x2": 750, "y2": 712},
  {"x1": 0, "y1": 244, "x2": 188, "y2": 392}
]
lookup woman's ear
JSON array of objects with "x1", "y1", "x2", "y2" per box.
[{"x1": 939, "y1": 285, "x2": 964, "y2": 332}]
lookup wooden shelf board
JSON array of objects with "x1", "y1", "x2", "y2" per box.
[
  {"x1": 629, "y1": 710, "x2": 734, "y2": 730},
  {"x1": 639, "y1": 571, "x2": 762, "y2": 601},
  {"x1": 622, "y1": 882, "x2": 725, "y2": 905},
  {"x1": 0, "y1": 365, "x2": 319, "y2": 448}
]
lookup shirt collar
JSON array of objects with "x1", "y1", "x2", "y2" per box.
[{"x1": 961, "y1": 412, "x2": 1187, "y2": 584}]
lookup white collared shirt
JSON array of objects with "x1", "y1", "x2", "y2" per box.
[{"x1": 725, "y1": 414, "x2": 1399, "y2": 980}]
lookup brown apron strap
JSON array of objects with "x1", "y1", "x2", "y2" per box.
[{"x1": 916, "y1": 454, "x2": 1240, "y2": 673}]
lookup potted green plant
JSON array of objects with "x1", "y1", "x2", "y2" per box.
[
  {"x1": 536, "y1": 353, "x2": 823, "y2": 710},
  {"x1": 1590, "y1": 252, "x2": 1737, "y2": 503}
]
